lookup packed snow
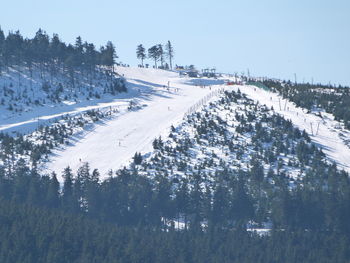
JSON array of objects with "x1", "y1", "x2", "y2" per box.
[{"x1": 43, "y1": 67, "x2": 226, "y2": 179}]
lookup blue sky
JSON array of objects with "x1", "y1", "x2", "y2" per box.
[{"x1": 1, "y1": 0, "x2": 349, "y2": 85}]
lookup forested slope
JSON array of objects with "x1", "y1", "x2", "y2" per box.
[{"x1": 0, "y1": 90, "x2": 350, "y2": 262}]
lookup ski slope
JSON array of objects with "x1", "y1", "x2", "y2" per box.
[
  {"x1": 44, "y1": 67, "x2": 225, "y2": 180},
  {"x1": 230, "y1": 84, "x2": 350, "y2": 174},
  {"x1": 29, "y1": 66, "x2": 350, "y2": 179}
]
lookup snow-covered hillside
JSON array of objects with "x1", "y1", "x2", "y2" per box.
[
  {"x1": 2, "y1": 66, "x2": 349, "y2": 182},
  {"x1": 229, "y1": 83, "x2": 350, "y2": 173},
  {"x1": 0, "y1": 64, "x2": 125, "y2": 134},
  {"x1": 43, "y1": 67, "x2": 225, "y2": 179}
]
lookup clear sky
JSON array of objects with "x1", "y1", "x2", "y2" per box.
[{"x1": 1, "y1": 0, "x2": 349, "y2": 85}]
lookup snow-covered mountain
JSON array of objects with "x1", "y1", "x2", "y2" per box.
[{"x1": 1, "y1": 66, "x2": 349, "y2": 182}]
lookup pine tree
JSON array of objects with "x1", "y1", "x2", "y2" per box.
[
  {"x1": 62, "y1": 166, "x2": 77, "y2": 212},
  {"x1": 74, "y1": 36, "x2": 84, "y2": 66},
  {"x1": 230, "y1": 177, "x2": 254, "y2": 228},
  {"x1": 75, "y1": 162, "x2": 91, "y2": 207},
  {"x1": 33, "y1": 28, "x2": 49, "y2": 75},
  {"x1": 136, "y1": 44, "x2": 146, "y2": 67},
  {"x1": 189, "y1": 172, "x2": 204, "y2": 230},
  {"x1": 165, "y1": 41, "x2": 174, "y2": 70},
  {"x1": 100, "y1": 41, "x2": 117, "y2": 73},
  {"x1": 148, "y1": 45, "x2": 159, "y2": 68},
  {"x1": 133, "y1": 152, "x2": 142, "y2": 165},
  {"x1": 175, "y1": 179, "x2": 190, "y2": 228},
  {"x1": 26, "y1": 176, "x2": 41, "y2": 206},
  {"x1": 157, "y1": 44, "x2": 164, "y2": 68},
  {"x1": 91, "y1": 168, "x2": 100, "y2": 183},
  {"x1": 212, "y1": 182, "x2": 229, "y2": 226},
  {"x1": 47, "y1": 172, "x2": 60, "y2": 208},
  {"x1": 0, "y1": 27, "x2": 5, "y2": 74},
  {"x1": 86, "y1": 169, "x2": 100, "y2": 218}
]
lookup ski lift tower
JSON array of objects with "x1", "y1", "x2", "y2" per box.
[
  {"x1": 211, "y1": 68, "x2": 216, "y2": 78},
  {"x1": 202, "y1": 68, "x2": 211, "y2": 77}
]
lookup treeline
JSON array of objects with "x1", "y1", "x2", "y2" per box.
[
  {"x1": 0, "y1": 165, "x2": 349, "y2": 262},
  {"x1": 0, "y1": 27, "x2": 126, "y2": 112},
  {"x1": 0, "y1": 27, "x2": 117, "y2": 74},
  {"x1": 0, "y1": 198, "x2": 349, "y2": 263},
  {"x1": 136, "y1": 41, "x2": 174, "y2": 69},
  {"x1": 262, "y1": 80, "x2": 350, "y2": 129},
  {"x1": 1, "y1": 159, "x2": 348, "y2": 233}
]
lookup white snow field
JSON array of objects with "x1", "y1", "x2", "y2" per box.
[
  {"x1": 44, "y1": 67, "x2": 226, "y2": 179},
  {"x1": 230, "y1": 84, "x2": 350, "y2": 174}
]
